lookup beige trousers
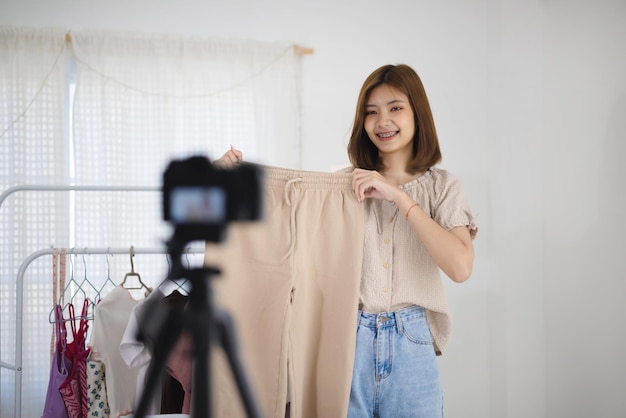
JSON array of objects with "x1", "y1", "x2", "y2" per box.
[{"x1": 205, "y1": 166, "x2": 364, "y2": 418}]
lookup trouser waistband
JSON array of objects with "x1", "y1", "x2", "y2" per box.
[{"x1": 253, "y1": 164, "x2": 355, "y2": 191}]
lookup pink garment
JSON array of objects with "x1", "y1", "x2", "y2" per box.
[
  {"x1": 167, "y1": 330, "x2": 193, "y2": 414},
  {"x1": 120, "y1": 288, "x2": 191, "y2": 414}
]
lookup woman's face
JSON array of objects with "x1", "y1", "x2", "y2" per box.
[{"x1": 363, "y1": 84, "x2": 416, "y2": 159}]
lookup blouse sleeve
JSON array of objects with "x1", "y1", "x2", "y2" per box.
[{"x1": 432, "y1": 170, "x2": 478, "y2": 239}]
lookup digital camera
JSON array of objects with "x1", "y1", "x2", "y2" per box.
[{"x1": 162, "y1": 155, "x2": 263, "y2": 243}]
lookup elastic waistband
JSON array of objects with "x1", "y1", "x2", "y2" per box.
[
  {"x1": 358, "y1": 305, "x2": 425, "y2": 330},
  {"x1": 254, "y1": 164, "x2": 354, "y2": 191}
]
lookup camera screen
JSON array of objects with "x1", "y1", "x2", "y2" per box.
[{"x1": 170, "y1": 186, "x2": 226, "y2": 224}]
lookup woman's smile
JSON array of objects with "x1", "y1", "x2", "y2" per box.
[{"x1": 376, "y1": 130, "x2": 399, "y2": 141}]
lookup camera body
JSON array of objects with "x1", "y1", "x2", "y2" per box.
[{"x1": 162, "y1": 155, "x2": 263, "y2": 243}]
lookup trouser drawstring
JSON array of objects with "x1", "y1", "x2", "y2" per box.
[{"x1": 281, "y1": 177, "x2": 303, "y2": 262}]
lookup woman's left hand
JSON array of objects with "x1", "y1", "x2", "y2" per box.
[
  {"x1": 213, "y1": 146, "x2": 243, "y2": 169},
  {"x1": 352, "y1": 168, "x2": 399, "y2": 202}
]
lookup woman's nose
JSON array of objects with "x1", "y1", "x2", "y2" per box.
[{"x1": 376, "y1": 111, "x2": 391, "y2": 127}]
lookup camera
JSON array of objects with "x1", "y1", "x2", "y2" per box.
[{"x1": 162, "y1": 155, "x2": 263, "y2": 243}]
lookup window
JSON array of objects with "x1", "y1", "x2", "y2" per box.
[{"x1": 0, "y1": 27, "x2": 302, "y2": 417}]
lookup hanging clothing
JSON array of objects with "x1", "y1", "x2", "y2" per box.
[
  {"x1": 89, "y1": 286, "x2": 139, "y2": 417},
  {"x1": 85, "y1": 357, "x2": 110, "y2": 417},
  {"x1": 119, "y1": 289, "x2": 191, "y2": 415},
  {"x1": 160, "y1": 291, "x2": 192, "y2": 415},
  {"x1": 205, "y1": 165, "x2": 365, "y2": 418},
  {"x1": 43, "y1": 249, "x2": 71, "y2": 418},
  {"x1": 119, "y1": 289, "x2": 163, "y2": 416},
  {"x1": 41, "y1": 305, "x2": 72, "y2": 418},
  {"x1": 59, "y1": 300, "x2": 91, "y2": 418}
]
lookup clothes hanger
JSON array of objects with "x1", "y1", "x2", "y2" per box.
[
  {"x1": 61, "y1": 255, "x2": 84, "y2": 311},
  {"x1": 67, "y1": 254, "x2": 97, "y2": 321},
  {"x1": 74, "y1": 253, "x2": 98, "y2": 312},
  {"x1": 157, "y1": 253, "x2": 189, "y2": 296},
  {"x1": 97, "y1": 249, "x2": 118, "y2": 302},
  {"x1": 120, "y1": 246, "x2": 152, "y2": 295},
  {"x1": 51, "y1": 253, "x2": 87, "y2": 323}
]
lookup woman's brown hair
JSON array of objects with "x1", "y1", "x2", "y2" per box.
[{"x1": 347, "y1": 64, "x2": 442, "y2": 173}]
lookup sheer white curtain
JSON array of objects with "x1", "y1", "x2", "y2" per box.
[
  {"x1": 1, "y1": 26, "x2": 302, "y2": 417},
  {"x1": 68, "y1": 28, "x2": 301, "y2": 250},
  {"x1": 0, "y1": 27, "x2": 71, "y2": 417}
]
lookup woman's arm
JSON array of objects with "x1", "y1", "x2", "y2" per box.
[{"x1": 401, "y1": 192, "x2": 474, "y2": 283}]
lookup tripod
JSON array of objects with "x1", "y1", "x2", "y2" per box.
[{"x1": 132, "y1": 238, "x2": 261, "y2": 418}]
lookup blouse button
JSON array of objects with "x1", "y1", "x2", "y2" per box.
[
  {"x1": 384, "y1": 238, "x2": 390, "y2": 244},
  {"x1": 382, "y1": 287, "x2": 388, "y2": 293},
  {"x1": 383, "y1": 262, "x2": 389, "y2": 269}
]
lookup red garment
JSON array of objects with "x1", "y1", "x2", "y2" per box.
[{"x1": 59, "y1": 300, "x2": 91, "y2": 418}]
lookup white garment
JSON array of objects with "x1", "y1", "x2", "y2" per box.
[
  {"x1": 89, "y1": 286, "x2": 140, "y2": 417},
  {"x1": 120, "y1": 290, "x2": 164, "y2": 415}
]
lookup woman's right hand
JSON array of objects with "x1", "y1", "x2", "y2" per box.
[{"x1": 213, "y1": 146, "x2": 243, "y2": 168}]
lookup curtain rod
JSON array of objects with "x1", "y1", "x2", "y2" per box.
[{"x1": 64, "y1": 32, "x2": 314, "y2": 55}]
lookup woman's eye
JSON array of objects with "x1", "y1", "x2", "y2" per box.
[{"x1": 365, "y1": 110, "x2": 376, "y2": 116}]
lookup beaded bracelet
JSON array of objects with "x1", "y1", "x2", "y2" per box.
[{"x1": 405, "y1": 203, "x2": 419, "y2": 218}]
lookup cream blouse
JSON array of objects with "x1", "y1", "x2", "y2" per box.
[{"x1": 358, "y1": 167, "x2": 478, "y2": 354}]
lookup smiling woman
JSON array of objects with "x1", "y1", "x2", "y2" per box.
[{"x1": 346, "y1": 64, "x2": 477, "y2": 418}]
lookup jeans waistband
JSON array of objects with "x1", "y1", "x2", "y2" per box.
[{"x1": 358, "y1": 305, "x2": 425, "y2": 333}]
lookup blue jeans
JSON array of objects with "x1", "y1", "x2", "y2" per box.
[{"x1": 347, "y1": 306, "x2": 443, "y2": 418}]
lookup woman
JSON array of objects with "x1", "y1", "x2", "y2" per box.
[
  {"x1": 345, "y1": 63, "x2": 477, "y2": 417},
  {"x1": 216, "y1": 64, "x2": 477, "y2": 417}
]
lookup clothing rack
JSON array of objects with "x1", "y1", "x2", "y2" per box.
[
  {"x1": 10, "y1": 246, "x2": 204, "y2": 418},
  {"x1": 0, "y1": 184, "x2": 160, "y2": 208},
  {"x1": 0, "y1": 184, "x2": 197, "y2": 418}
]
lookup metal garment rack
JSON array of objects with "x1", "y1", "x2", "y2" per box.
[
  {"x1": 11, "y1": 246, "x2": 204, "y2": 418},
  {"x1": 0, "y1": 185, "x2": 203, "y2": 418},
  {"x1": 0, "y1": 184, "x2": 160, "y2": 208}
]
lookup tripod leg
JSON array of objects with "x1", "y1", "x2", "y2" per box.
[
  {"x1": 215, "y1": 309, "x2": 262, "y2": 418},
  {"x1": 189, "y1": 290, "x2": 211, "y2": 418},
  {"x1": 133, "y1": 304, "x2": 185, "y2": 418}
]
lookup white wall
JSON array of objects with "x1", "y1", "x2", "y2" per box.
[
  {"x1": 2, "y1": 0, "x2": 625, "y2": 416},
  {"x1": 542, "y1": 2, "x2": 626, "y2": 417}
]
